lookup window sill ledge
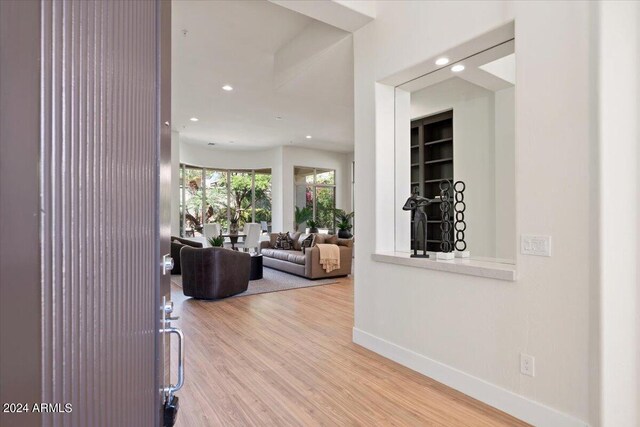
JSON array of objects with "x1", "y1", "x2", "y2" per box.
[{"x1": 371, "y1": 252, "x2": 517, "y2": 281}]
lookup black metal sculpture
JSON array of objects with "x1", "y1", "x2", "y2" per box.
[
  {"x1": 439, "y1": 180, "x2": 453, "y2": 253},
  {"x1": 453, "y1": 181, "x2": 468, "y2": 254},
  {"x1": 403, "y1": 187, "x2": 434, "y2": 258}
]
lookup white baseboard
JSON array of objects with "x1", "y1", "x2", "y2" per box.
[{"x1": 352, "y1": 327, "x2": 588, "y2": 427}]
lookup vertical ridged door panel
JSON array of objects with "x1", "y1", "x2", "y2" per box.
[{"x1": 40, "y1": 1, "x2": 159, "y2": 425}]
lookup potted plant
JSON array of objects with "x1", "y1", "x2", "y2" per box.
[
  {"x1": 207, "y1": 235, "x2": 225, "y2": 247},
  {"x1": 294, "y1": 206, "x2": 313, "y2": 232},
  {"x1": 306, "y1": 219, "x2": 319, "y2": 234},
  {"x1": 334, "y1": 209, "x2": 354, "y2": 238}
]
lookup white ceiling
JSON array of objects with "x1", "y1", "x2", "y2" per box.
[
  {"x1": 398, "y1": 40, "x2": 515, "y2": 94},
  {"x1": 172, "y1": 0, "x2": 354, "y2": 153}
]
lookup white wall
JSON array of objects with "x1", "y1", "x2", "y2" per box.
[
  {"x1": 598, "y1": 1, "x2": 639, "y2": 426},
  {"x1": 494, "y1": 86, "x2": 516, "y2": 260},
  {"x1": 354, "y1": 1, "x2": 597, "y2": 425},
  {"x1": 177, "y1": 139, "x2": 353, "y2": 233}
]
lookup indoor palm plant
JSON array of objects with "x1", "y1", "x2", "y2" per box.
[
  {"x1": 334, "y1": 209, "x2": 354, "y2": 238},
  {"x1": 306, "y1": 219, "x2": 319, "y2": 234},
  {"x1": 294, "y1": 206, "x2": 313, "y2": 232}
]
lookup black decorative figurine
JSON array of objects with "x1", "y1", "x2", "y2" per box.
[{"x1": 403, "y1": 187, "x2": 434, "y2": 258}]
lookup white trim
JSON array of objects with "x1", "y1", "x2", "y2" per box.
[
  {"x1": 352, "y1": 327, "x2": 588, "y2": 427},
  {"x1": 372, "y1": 252, "x2": 516, "y2": 281}
]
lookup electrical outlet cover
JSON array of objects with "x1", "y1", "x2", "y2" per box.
[{"x1": 520, "y1": 353, "x2": 535, "y2": 377}]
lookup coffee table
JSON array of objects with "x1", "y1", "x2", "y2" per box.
[{"x1": 249, "y1": 254, "x2": 263, "y2": 280}]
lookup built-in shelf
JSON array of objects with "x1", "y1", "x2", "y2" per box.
[
  {"x1": 411, "y1": 111, "x2": 454, "y2": 252},
  {"x1": 424, "y1": 137, "x2": 453, "y2": 146},
  {"x1": 372, "y1": 252, "x2": 517, "y2": 281},
  {"x1": 425, "y1": 177, "x2": 453, "y2": 184},
  {"x1": 425, "y1": 157, "x2": 453, "y2": 165}
]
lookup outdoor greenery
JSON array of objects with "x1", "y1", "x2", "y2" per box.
[
  {"x1": 314, "y1": 187, "x2": 335, "y2": 229},
  {"x1": 181, "y1": 167, "x2": 272, "y2": 236}
]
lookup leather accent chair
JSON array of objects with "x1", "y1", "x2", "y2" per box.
[
  {"x1": 170, "y1": 236, "x2": 203, "y2": 275},
  {"x1": 180, "y1": 247, "x2": 250, "y2": 299}
]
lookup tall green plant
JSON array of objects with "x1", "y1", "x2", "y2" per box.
[
  {"x1": 334, "y1": 209, "x2": 354, "y2": 231},
  {"x1": 294, "y1": 206, "x2": 313, "y2": 231}
]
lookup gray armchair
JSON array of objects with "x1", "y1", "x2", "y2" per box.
[{"x1": 180, "y1": 247, "x2": 250, "y2": 299}]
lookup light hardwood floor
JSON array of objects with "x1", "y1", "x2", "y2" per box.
[{"x1": 171, "y1": 277, "x2": 528, "y2": 426}]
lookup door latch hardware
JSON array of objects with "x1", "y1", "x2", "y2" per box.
[{"x1": 162, "y1": 254, "x2": 174, "y2": 275}]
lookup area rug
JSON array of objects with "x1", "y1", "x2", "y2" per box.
[{"x1": 170, "y1": 267, "x2": 340, "y2": 298}]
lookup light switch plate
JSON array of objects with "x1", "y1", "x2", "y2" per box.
[{"x1": 521, "y1": 235, "x2": 551, "y2": 256}]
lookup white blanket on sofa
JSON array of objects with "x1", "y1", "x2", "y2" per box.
[{"x1": 316, "y1": 243, "x2": 340, "y2": 273}]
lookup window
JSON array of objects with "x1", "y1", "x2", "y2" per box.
[
  {"x1": 294, "y1": 167, "x2": 336, "y2": 232},
  {"x1": 180, "y1": 165, "x2": 271, "y2": 237}
]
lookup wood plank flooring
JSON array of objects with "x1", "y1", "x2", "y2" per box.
[{"x1": 171, "y1": 277, "x2": 528, "y2": 426}]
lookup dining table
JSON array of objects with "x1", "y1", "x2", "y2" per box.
[{"x1": 220, "y1": 233, "x2": 246, "y2": 250}]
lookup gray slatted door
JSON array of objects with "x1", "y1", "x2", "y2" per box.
[{"x1": 39, "y1": 1, "x2": 169, "y2": 425}]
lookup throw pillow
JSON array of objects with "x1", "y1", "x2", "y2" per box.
[
  {"x1": 325, "y1": 234, "x2": 338, "y2": 245},
  {"x1": 313, "y1": 233, "x2": 325, "y2": 245},
  {"x1": 290, "y1": 232, "x2": 302, "y2": 250},
  {"x1": 294, "y1": 233, "x2": 308, "y2": 251},
  {"x1": 273, "y1": 232, "x2": 294, "y2": 250},
  {"x1": 300, "y1": 234, "x2": 314, "y2": 253}
]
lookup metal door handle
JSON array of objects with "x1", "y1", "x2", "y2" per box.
[
  {"x1": 162, "y1": 255, "x2": 174, "y2": 275},
  {"x1": 161, "y1": 326, "x2": 184, "y2": 400}
]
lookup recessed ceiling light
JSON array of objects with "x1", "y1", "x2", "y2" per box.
[
  {"x1": 435, "y1": 57, "x2": 450, "y2": 66},
  {"x1": 451, "y1": 64, "x2": 465, "y2": 72},
  {"x1": 306, "y1": 135, "x2": 312, "y2": 139},
  {"x1": 190, "y1": 117, "x2": 199, "y2": 122},
  {"x1": 275, "y1": 116, "x2": 282, "y2": 120},
  {"x1": 208, "y1": 142, "x2": 215, "y2": 146},
  {"x1": 222, "y1": 85, "x2": 233, "y2": 91},
  {"x1": 229, "y1": 141, "x2": 234, "y2": 144}
]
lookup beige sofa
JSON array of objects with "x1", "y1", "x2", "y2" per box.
[{"x1": 259, "y1": 233, "x2": 353, "y2": 279}]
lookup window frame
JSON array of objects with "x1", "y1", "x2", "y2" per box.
[{"x1": 294, "y1": 166, "x2": 337, "y2": 231}]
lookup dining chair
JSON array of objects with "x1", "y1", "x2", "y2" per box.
[
  {"x1": 203, "y1": 223, "x2": 221, "y2": 241},
  {"x1": 236, "y1": 223, "x2": 261, "y2": 253}
]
